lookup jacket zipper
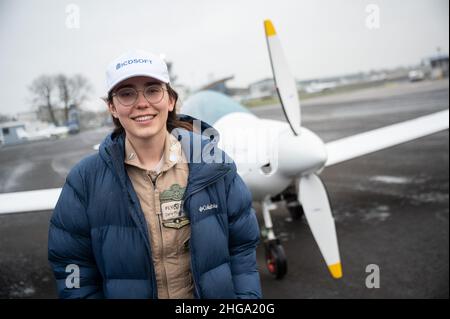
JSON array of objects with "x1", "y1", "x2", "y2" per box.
[
  {"x1": 109, "y1": 143, "x2": 160, "y2": 299},
  {"x1": 128, "y1": 192, "x2": 158, "y2": 299},
  {"x1": 122, "y1": 146, "x2": 232, "y2": 299}
]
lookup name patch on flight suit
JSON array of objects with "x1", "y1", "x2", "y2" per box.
[{"x1": 160, "y1": 184, "x2": 190, "y2": 229}]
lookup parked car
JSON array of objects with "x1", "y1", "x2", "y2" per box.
[{"x1": 408, "y1": 70, "x2": 425, "y2": 82}]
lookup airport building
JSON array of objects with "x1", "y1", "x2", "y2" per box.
[
  {"x1": 0, "y1": 122, "x2": 27, "y2": 146},
  {"x1": 426, "y1": 54, "x2": 449, "y2": 79},
  {"x1": 248, "y1": 78, "x2": 276, "y2": 99}
]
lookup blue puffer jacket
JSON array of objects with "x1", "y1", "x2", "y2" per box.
[{"x1": 48, "y1": 116, "x2": 262, "y2": 299}]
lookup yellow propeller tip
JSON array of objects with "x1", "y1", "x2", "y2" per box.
[
  {"x1": 264, "y1": 20, "x2": 276, "y2": 37},
  {"x1": 328, "y1": 263, "x2": 343, "y2": 279}
]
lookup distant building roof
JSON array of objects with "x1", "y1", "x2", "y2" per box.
[
  {"x1": 199, "y1": 76, "x2": 234, "y2": 91},
  {"x1": 248, "y1": 78, "x2": 274, "y2": 87},
  {"x1": 423, "y1": 54, "x2": 449, "y2": 64}
]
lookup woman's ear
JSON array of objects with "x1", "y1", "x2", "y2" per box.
[
  {"x1": 168, "y1": 99, "x2": 175, "y2": 112},
  {"x1": 107, "y1": 101, "x2": 119, "y2": 119}
]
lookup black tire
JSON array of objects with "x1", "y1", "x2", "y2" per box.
[
  {"x1": 265, "y1": 241, "x2": 287, "y2": 279},
  {"x1": 287, "y1": 201, "x2": 304, "y2": 220}
]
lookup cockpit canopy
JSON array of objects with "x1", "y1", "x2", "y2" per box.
[{"x1": 181, "y1": 90, "x2": 251, "y2": 126}]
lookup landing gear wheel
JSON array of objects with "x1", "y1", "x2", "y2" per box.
[
  {"x1": 287, "y1": 202, "x2": 304, "y2": 220},
  {"x1": 264, "y1": 240, "x2": 287, "y2": 279}
]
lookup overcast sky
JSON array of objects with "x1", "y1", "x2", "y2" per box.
[{"x1": 0, "y1": 0, "x2": 448, "y2": 116}]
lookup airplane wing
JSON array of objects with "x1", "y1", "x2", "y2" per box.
[
  {"x1": 325, "y1": 109, "x2": 449, "y2": 167},
  {"x1": 1, "y1": 110, "x2": 448, "y2": 215},
  {"x1": 0, "y1": 188, "x2": 61, "y2": 215}
]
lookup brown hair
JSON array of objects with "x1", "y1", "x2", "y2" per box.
[{"x1": 107, "y1": 84, "x2": 193, "y2": 137}]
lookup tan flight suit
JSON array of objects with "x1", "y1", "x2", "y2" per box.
[{"x1": 124, "y1": 131, "x2": 194, "y2": 299}]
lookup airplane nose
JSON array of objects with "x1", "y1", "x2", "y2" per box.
[{"x1": 275, "y1": 128, "x2": 328, "y2": 177}]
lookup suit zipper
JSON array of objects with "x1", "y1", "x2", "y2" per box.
[{"x1": 150, "y1": 172, "x2": 171, "y2": 298}]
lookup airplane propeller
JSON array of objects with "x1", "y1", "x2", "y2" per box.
[
  {"x1": 264, "y1": 20, "x2": 302, "y2": 136},
  {"x1": 298, "y1": 174, "x2": 342, "y2": 278},
  {"x1": 264, "y1": 19, "x2": 343, "y2": 279}
]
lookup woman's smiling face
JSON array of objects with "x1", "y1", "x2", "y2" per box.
[{"x1": 108, "y1": 76, "x2": 175, "y2": 142}]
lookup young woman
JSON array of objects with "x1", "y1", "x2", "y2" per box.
[{"x1": 48, "y1": 50, "x2": 262, "y2": 299}]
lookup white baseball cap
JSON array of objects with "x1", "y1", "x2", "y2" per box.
[{"x1": 105, "y1": 49, "x2": 170, "y2": 94}]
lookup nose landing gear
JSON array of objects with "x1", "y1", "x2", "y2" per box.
[
  {"x1": 261, "y1": 197, "x2": 288, "y2": 279},
  {"x1": 264, "y1": 239, "x2": 287, "y2": 279}
]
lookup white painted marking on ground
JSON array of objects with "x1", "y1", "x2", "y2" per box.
[{"x1": 370, "y1": 176, "x2": 412, "y2": 184}]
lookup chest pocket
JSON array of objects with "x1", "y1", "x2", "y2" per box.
[
  {"x1": 160, "y1": 184, "x2": 190, "y2": 229},
  {"x1": 155, "y1": 184, "x2": 192, "y2": 259}
]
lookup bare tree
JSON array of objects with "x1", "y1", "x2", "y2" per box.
[
  {"x1": 55, "y1": 74, "x2": 93, "y2": 123},
  {"x1": 30, "y1": 74, "x2": 93, "y2": 125},
  {"x1": 0, "y1": 113, "x2": 11, "y2": 123},
  {"x1": 71, "y1": 74, "x2": 93, "y2": 105},
  {"x1": 29, "y1": 75, "x2": 58, "y2": 125},
  {"x1": 56, "y1": 74, "x2": 70, "y2": 123}
]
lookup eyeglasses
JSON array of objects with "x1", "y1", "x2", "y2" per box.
[{"x1": 112, "y1": 85, "x2": 167, "y2": 106}]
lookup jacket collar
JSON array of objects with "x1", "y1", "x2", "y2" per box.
[
  {"x1": 124, "y1": 130, "x2": 183, "y2": 174},
  {"x1": 99, "y1": 115, "x2": 235, "y2": 195}
]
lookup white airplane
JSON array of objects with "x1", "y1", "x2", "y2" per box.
[
  {"x1": 17, "y1": 124, "x2": 71, "y2": 141},
  {"x1": 0, "y1": 123, "x2": 70, "y2": 145},
  {"x1": 0, "y1": 20, "x2": 448, "y2": 281},
  {"x1": 304, "y1": 81, "x2": 338, "y2": 94}
]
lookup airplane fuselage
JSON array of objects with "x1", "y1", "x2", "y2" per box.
[{"x1": 213, "y1": 112, "x2": 328, "y2": 201}]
